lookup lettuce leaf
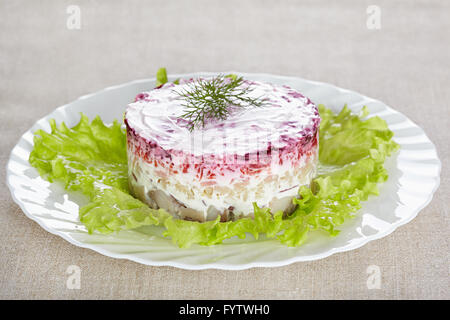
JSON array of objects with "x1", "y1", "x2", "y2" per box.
[
  {"x1": 29, "y1": 99, "x2": 398, "y2": 248},
  {"x1": 156, "y1": 67, "x2": 168, "y2": 87},
  {"x1": 29, "y1": 115, "x2": 167, "y2": 233}
]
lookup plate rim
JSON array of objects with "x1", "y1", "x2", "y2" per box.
[{"x1": 5, "y1": 72, "x2": 442, "y2": 270}]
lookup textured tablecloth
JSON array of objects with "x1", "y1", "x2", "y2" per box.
[{"x1": 1, "y1": 0, "x2": 448, "y2": 299}]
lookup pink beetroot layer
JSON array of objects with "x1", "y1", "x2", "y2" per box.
[{"x1": 125, "y1": 119, "x2": 318, "y2": 181}]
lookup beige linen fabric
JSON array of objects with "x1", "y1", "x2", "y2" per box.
[{"x1": 0, "y1": 0, "x2": 448, "y2": 299}]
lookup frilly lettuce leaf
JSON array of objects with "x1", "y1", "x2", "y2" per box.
[
  {"x1": 29, "y1": 103, "x2": 398, "y2": 248},
  {"x1": 29, "y1": 114, "x2": 169, "y2": 233}
]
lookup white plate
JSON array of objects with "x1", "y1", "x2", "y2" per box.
[{"x1": 6, "y1": 73, "x2": 441, "y2": 270}]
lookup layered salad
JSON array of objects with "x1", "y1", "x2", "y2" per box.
[{"x1": 125, "y1": 78, "x2": 320, "y2": 222}]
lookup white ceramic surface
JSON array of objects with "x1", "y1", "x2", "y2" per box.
[{"x1": 6, "y1": 73, "x2": 441, "y2": 270}]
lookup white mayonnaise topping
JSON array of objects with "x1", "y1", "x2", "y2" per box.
[{"x1": 125, "y1": 79, "x2": 319, "y2": 157}]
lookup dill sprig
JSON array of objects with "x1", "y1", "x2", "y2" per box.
[{"x1": 175, "y1": 75, "x2": 266, "y2": 131}]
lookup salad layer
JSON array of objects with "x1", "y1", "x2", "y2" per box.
[
  {"x1": 125, "y1": 79, "x2": 320, "y2": 157},
  {"x1": 128, "y1": 140, "x2": 318, "y2": 222}
]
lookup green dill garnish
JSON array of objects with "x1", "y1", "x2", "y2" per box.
[{"x1": 175, "y1": 75, "x2": 266, "y2": 131}]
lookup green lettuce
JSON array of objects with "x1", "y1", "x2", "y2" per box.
[
  {"x1": 155, "y1": 67, "x2": 168, "y2": 87},
  {"x1": 29, "y1": 83, "x2": 398, "y2": 248}
]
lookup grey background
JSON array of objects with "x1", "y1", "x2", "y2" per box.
[{"x1": 1, "y1": 0, "x2": 449, "y2": 299}]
